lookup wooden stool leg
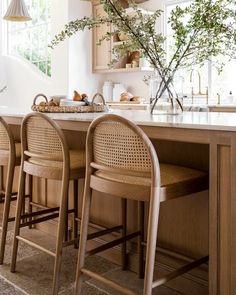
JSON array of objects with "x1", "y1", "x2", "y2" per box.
[
  {"x1": 143, "y1": 192, "x2": 160, "y2": 295},
  {"x1": 52, "y1": 177, "x2": 69, "y2": 295},
  {"x1": 121, "y1": 198, "x2": 127, "y2": 270},
  {"x1": 21, "y1": 177, "x2": 26, "y2": 222},
  {"x1": 0, "y1": 165, "x2": 3, "y2": 197},
  {"x1": 11, "y1": 168, "x2": 26, "y2": 272},
  {"x1": 138, "y1": 201, "x2": 145, "y2": 279},
  {"x1": 74, "y1": 186, "x2": 92, "y2": 295},
  {"x1": 0, "y1": 160, "x2": 15, "y2": 264},
  {"x1": 64, "y1": 183, "x2": 69, "y2": 242},
  {"x1": 73, "y1": 179, "x2": 79, "y2": 249},
  {"x1": 28, "y1": 174, "x2": 33, "y2": 229}
]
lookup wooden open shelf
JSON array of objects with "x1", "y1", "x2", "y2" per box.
[{"x1": 95, "y1": 66, "x2": 153, "y2": 74}]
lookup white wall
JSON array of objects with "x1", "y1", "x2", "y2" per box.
[
  {"x1": 0, "y1": 0, "x2": 70, "y2": 108},
  {"x1": 0, "y1": 0, "x2": 163, "y2": 106},
  {"x1": 68, "y1": 0, "x2": 103, "y2": 100}
]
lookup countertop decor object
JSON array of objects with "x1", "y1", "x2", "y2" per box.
[
  {"x1": 103, "y1": 81, "x2": 113, "y2": 102},
  {"x1": 113, "y1": 83, "x2": 127, "y2": 102},
  {"x1": 60, "y1": 100, "x2": 86, "y2": 107},
  {"x1": 31, "y1": 93, "x2": 108, "y2": 113},
  {"x1": 50, "y1": 0, "x2": 236, "y2": 115},
  {"x1": 3, "y1": 0, "x2": 32, "y2": 22}
]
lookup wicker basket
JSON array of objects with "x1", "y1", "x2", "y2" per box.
[{"x1": 31, "y1": 93, "x2": 108, "y2": 113}]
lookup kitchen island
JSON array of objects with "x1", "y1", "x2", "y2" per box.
[{"x1": 1, "y1": 107, "x2": 236, "y2": 295}]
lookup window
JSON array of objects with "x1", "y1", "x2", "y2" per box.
[
  {"x1": 6, "y1": 0, "x2": 52, "y2": 76},
  {"x1": 165, "y1": 0, "x2": 236, "y2": 103}
]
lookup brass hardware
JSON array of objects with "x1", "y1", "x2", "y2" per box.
[{"x1": 190, "y1": 69, "x2": 209, "y2": 104}]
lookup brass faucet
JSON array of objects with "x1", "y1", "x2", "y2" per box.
[{"x1": 190, "y1": 69, "x2": 208, "y2": 104}]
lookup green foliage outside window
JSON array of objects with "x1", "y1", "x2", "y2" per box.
[{"x1": 7, "y1": 0, "x2": 51, "y2": 77}]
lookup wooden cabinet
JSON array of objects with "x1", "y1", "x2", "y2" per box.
[
  {"x1": 92, "y1": 2, "x2": 111, "y2": 71},
  {"x1": 92, "y1": 0, "x2": 152, "y2": 73}
]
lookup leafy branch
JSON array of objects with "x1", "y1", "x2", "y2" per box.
[{"x1": 50, "y1": 0, "x2": 236, "y2": 112}]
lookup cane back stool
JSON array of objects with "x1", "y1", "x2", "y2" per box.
[
  {"x1": 10, "y1": 112, "x2": 86, "y2": 295},
  {"x1": 74, "y1": 114, "x2": 209, "y2": 295},
  {"x1": 0, "y1": 117, "x2": 33, "y2": 264}
]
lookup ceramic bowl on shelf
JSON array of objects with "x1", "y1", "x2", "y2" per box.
[{"x1": 60, "y1": 99, "x2": 86, "y2": 107}]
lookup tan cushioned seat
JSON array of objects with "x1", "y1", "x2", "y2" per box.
[
  {"x1": 95, "y1": 163, "x2": 206, "y2": 186},
  {"x1": 28, "y1": 150, "x2": 86, "y2": 170},
  {"x1": 95, "y1": 163, "x2": 208, "y2": 201}
]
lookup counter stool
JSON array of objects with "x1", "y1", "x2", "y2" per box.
[
  {"x1": 0, "y1": 117, "x2": 32, "y2": 264},
  {"x1": 10, "y1": 112, "x2": 86, "y2": 295},
  {"x1": 74, "y1": 114, "x2": 209, "y2": 295}
]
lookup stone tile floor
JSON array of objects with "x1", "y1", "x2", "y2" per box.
[{"x1": 0, "y1": 227, "x2": 208, "y2": 295}]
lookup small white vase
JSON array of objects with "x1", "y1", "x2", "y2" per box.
[{"x1": 139, "y1": 57, "x2": 150, "y2": 68}]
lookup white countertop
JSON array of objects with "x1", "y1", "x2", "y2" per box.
[{"x1": 1, "y1": 106, "x2": 236, "y2": 132}]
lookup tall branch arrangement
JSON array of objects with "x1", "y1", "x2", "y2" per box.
[{"x1": 50, "y1": 0, "x2": 236, "y2": 113}]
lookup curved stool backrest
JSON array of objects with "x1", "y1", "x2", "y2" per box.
[
  {"x1": 87, "y1": 114, "x2": 160, "y2": 188},
  {"x1": 0, "y1": 117, "x2": 15, "y2": 154},
  {"x1": 75, "y1": 114, "x2": 162, "y2": 295},
  {"x1": 21, "y1": 113, "x2": 70, "y2": 174}
]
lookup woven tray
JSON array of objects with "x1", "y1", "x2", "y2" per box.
[{"x1": 31, "y1": 93, "x2": 108, "y2": 113}]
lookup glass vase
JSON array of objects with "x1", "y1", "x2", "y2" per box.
[{"x1": 149, "y1": 72, "x2": 184, "y2": 115}]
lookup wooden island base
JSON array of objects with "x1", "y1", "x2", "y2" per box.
[{"x1": 2, "y1": 109, "x2": 236, "y2": 294}]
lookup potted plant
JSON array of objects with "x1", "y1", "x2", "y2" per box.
[{"x1": 50, "y1": 0, "x2": 236, "y2": 114}]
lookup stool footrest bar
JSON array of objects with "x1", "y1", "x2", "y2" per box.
[
  {"x1": 16, "y1": 236, "x2": 56, "y2": 257},
  {"x1": 30, "y1": 202, "x2": 49, "y2": 210},
  {"x1": 8, "y1": 217, "x2": 15, "y2": 222},
  {"x1": 20, "y1": 212, "x2": 59, "y2": 228},
  {"x1": 86, "y1": 231, "x2": 140, "y2": 257},
  {"x1": 62, "y1": 225, "x2": 124, "y2": 247},
  {"x1": 0, "y1": 195, "x2": 18, "y2": 203},
  {"x1": 81, "y1": 268, "x2": 137, "y2": 295},
  {"x1": 152, "y1": 255, "x2": 209, "y2": 289},
  {"x1": 21, "y1": 207, "x2": 59, "y2": 219},
  {"x1": 87, "y1": 225, "x2": 123, "y2": 240}
]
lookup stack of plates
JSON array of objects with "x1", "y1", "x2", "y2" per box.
[{"x1": 60, "y1": 99, "x2": 86, "y2": 107}]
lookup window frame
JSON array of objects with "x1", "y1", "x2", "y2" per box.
[
  {"x1": 163, "y1": 0, "x2": 213, "y2": 100},
  {"x1": 4, "y1": 0, "x2": 52, "y2": 77}
]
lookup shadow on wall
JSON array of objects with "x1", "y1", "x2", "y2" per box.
[{"x1": 1, "y1": 55, "x2": 66, "y2": 109}]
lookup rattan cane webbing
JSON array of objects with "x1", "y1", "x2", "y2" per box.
[
  {"x1": 26, "y1": 116, "x2": 63, "y2": 157},
  {"x1": 93, "y1": 121, "x2": 151, "y2": 172},
  {"x1": 0, "y1": 121, "x2": 10, "y2": 150}
]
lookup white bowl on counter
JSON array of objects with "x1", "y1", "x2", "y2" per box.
[
  {"x1": 50, "y1": 95, "x2": 67, "y2": 104},
  {"x1": 60, "y1": 99, "x2": 86, "y2": 107}
]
